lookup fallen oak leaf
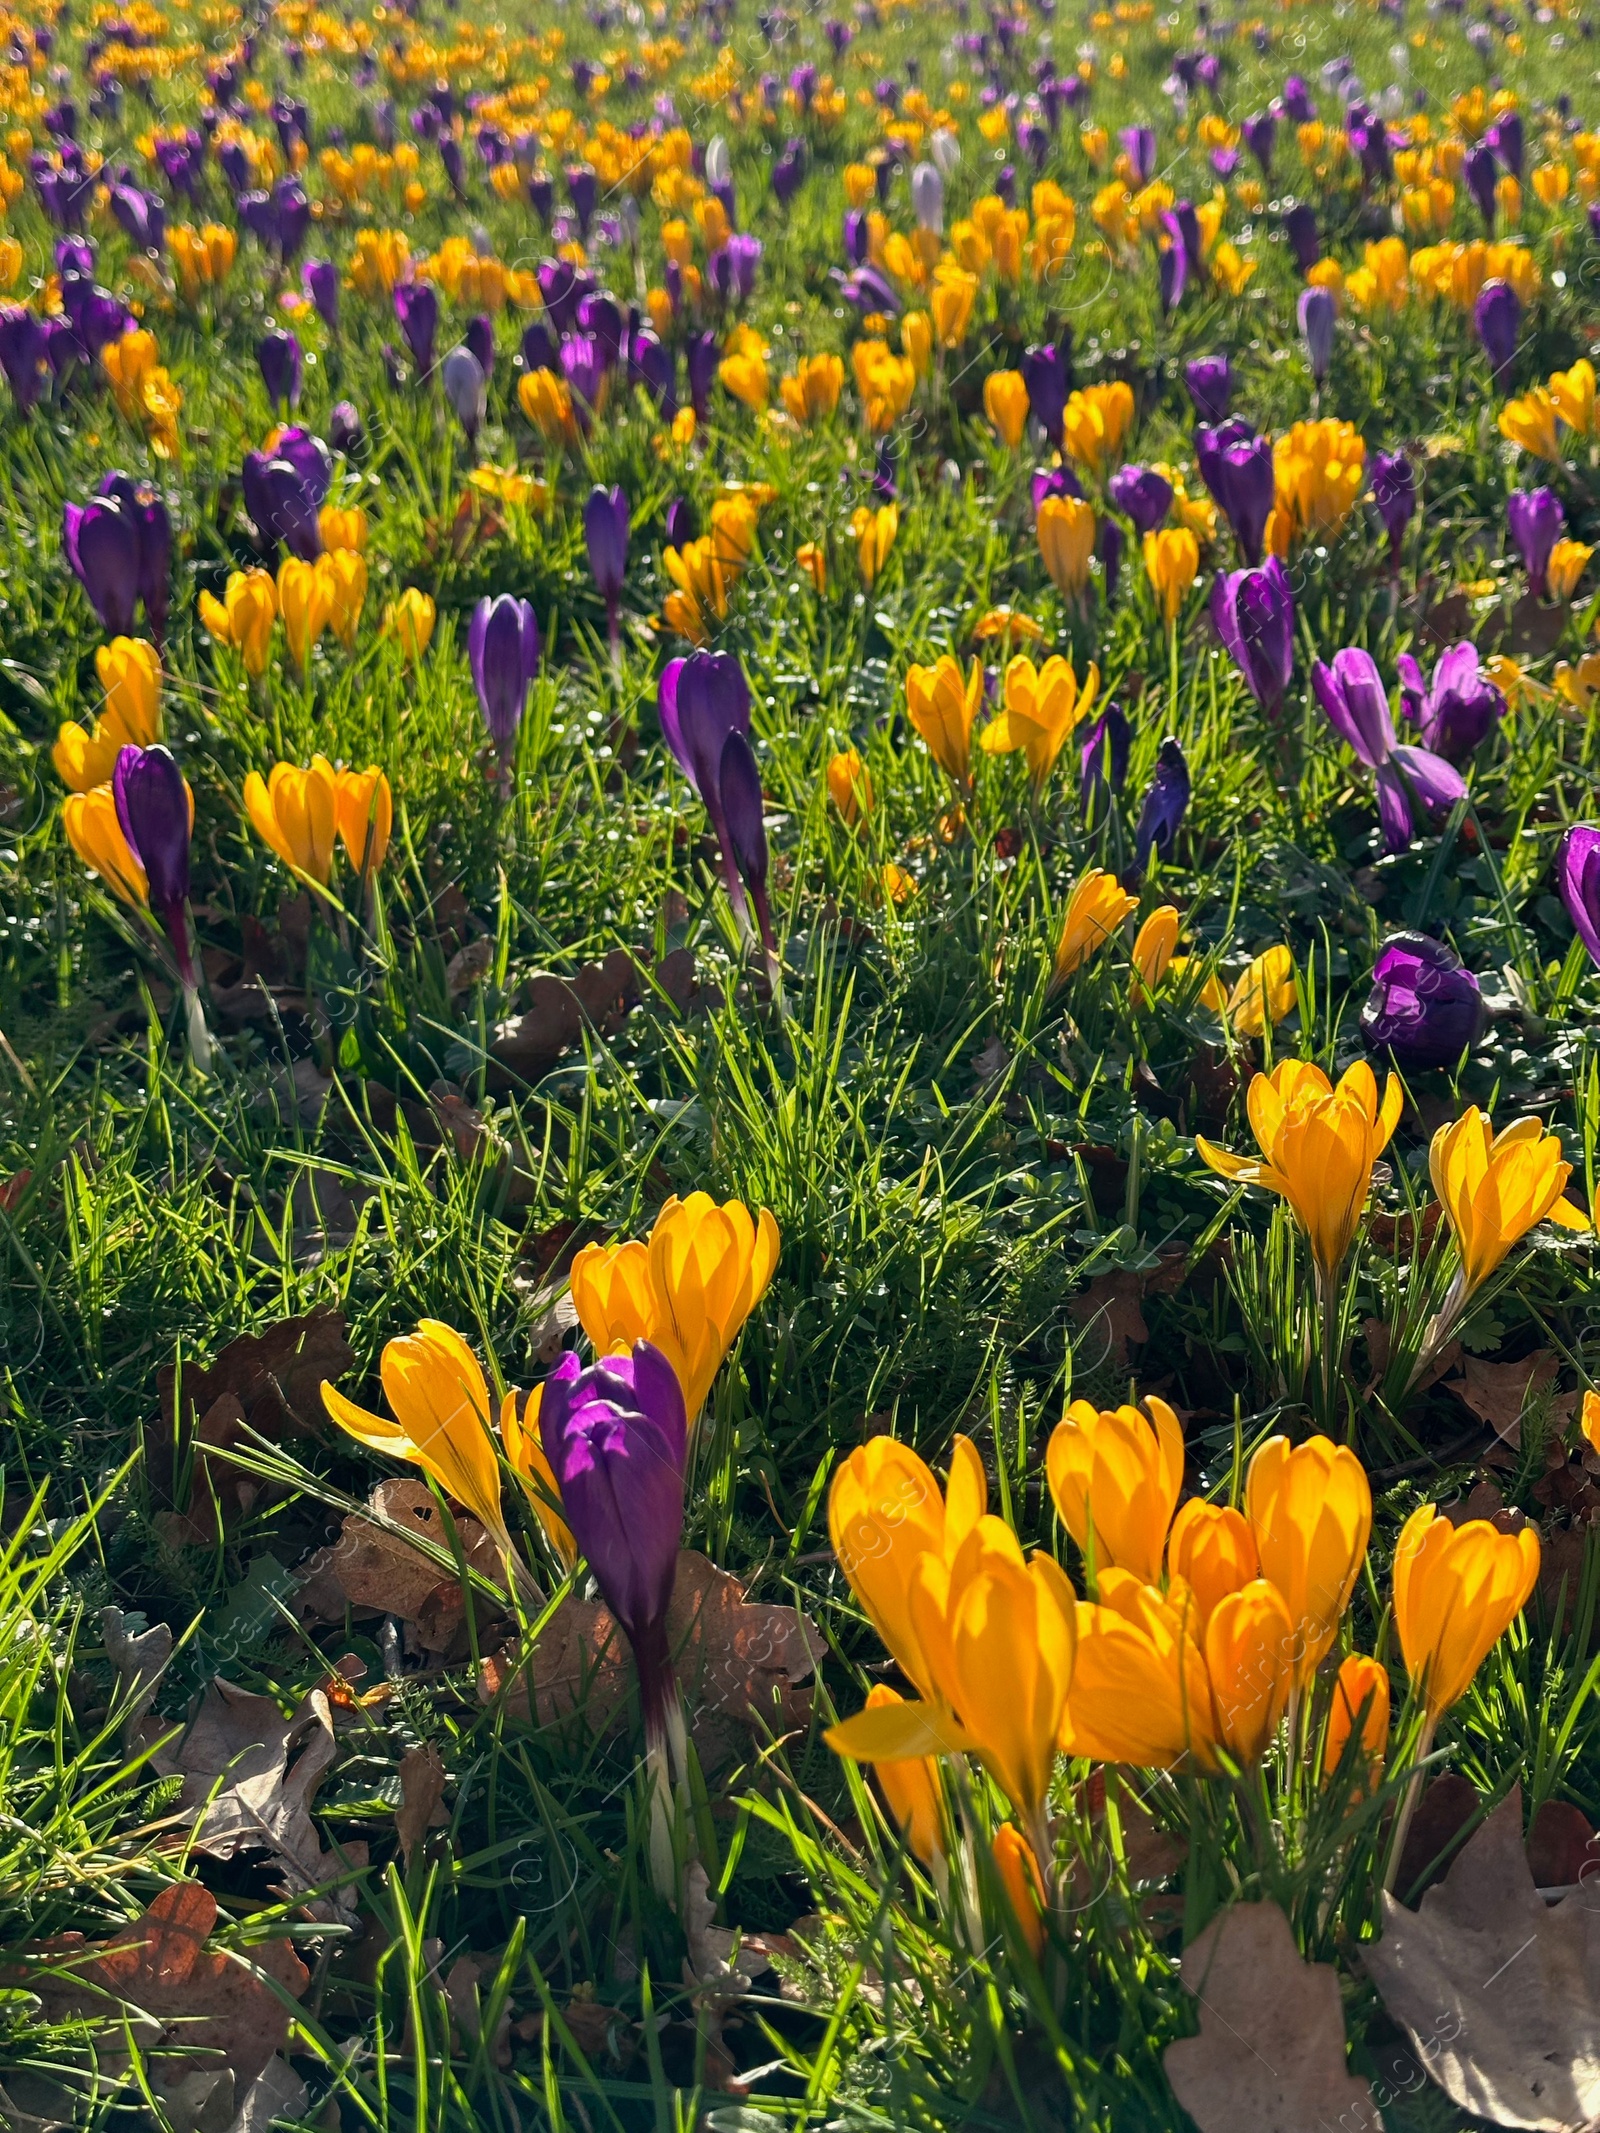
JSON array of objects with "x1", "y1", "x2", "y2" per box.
[
  {"x1": 1527, "y1": 1797, "x2": 1600, "y2": 1894},
  {"x1": 481, "y1": 1549, "x2": 822, "y2": 1771},
  {"x1": 396, "y1": 1742, "x2": 449, "y2": 1868},
  {"x1": 1363, "y1": 1785, "x2": 1600, "y2": 2131},
  {"x1": 297, "y1": 1478, "x2": 506, "y2": 1658},
  {"x1": 25, "y1": 1883, "x2": 307, "y2": 2098},
  {"x1": 1070, "y1": 1269, "x2": 1148, "y2": 1371},
  {"x1": 1449, "y1": 1350, "x2": 1575, "y2": 1449},
  {"x1": 1164, "y1": 1899, "x2": 1380, "y2": 2133}
]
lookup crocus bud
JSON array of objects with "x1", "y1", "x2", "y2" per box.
[
  {"x1": 442, "y1": 344, "x2": 487, "y2": 442},
  {"x1": 256, "y1": 326, "x2": 302, "y2": 410},
  {"x1": 393, "y1": 279, "x2": 438, "y2": 373},
  {"x1": 329, "y1": 399, "x2": 363, "y2": 454},
  {"x1": 1184, "y1": 354, "x2": 1233, "y2": 425},
  {"x1": 1282, "y1": 201, "x2": 1319, "y2": 272},
  {"x1": 1360, "y1": 932, "x2": 1483, "y2": 1069},
  {"x1": 464, "y1": 313, "x2": 494, "y2": 378},
  {"x1": 1507, "y1": 486, "x2": 1564, "y2": 598},
  {"x1": 1079, "y1": 702, "x2": 1130, "y2": 817},
  {"x1": 1465, "y1": 142, "x2": 1497, "y2": 229},
  {"x1": 658, "y1": 651, "x2": 755, "y2": 936},
  {"x1": 1133, "y1": 736, "x2": 1190, "y2": 872},
  {"x1": 1487, "y1": 111, "x2": 1523, "y2": 179},
  {"x1": 1369, "y1": 450, "x2": 1414, "y2": 563},
  {"x1": 1021, "y1": 339, "x2": 1072, "y2": 445},
  {"x1": 538, "y1": 1341, "x2": 688, "y2": 1741},
  {"x1": 0, "y1": 304, "x2": 50, "y2": 412},
  {"x1": 63, "y1": 491, "x2": 140, "y2": 635},
  {"x1": 910, "y1": 159, "x2": 944, "y2": 231},
  {"x1": 468, "y1": 593, "x2": 540, "y2": 782},
  {"x1": 1196, "y1": 420, "x2": 1275, "y2": 565},
  {"x1": 1242, "y1": 111, "x2": 1275, "y2": 176},
  {"x1": 1474, "y1": 279, "x2": 1520, "y2": 378},
  {"x1": 584, "y1": 484, "x2": 629, "y2": 651},
  {"x1": 1212, "y1": 557, "x2": 1295, "y2": 717},
  {"x1": 1120, "y1": 124, "x2": 1156, "y2": 184},
  {"x1": 1298, "y1": 285, "x2": 1335, "y2": 383},
  {"x1": 302, "y1": 256, "x2": 339, "y2": 330},
  {"x1": 1108, "y1": 463, "x2": 1173, "y2": 536}
]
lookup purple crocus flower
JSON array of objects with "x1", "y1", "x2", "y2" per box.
[
  {"x1": 0, "y1": 304, "x2": 50, "y2": 411},
  {"x1": 1283, "y1": 201, "x2": 1319, "y2": 273},
  {"x1": 108, "y1": 181, "x2": 164, "y2": 251},
  {"x1": 1298, "y1": 285, "x2": 1335, "y2": 382},
  {"x1": 1133, "y1": 736, "x2": 1190, "y2": 872},
  {"x1": 442, "y1": 345, "x2": 487, "y2": 442},
  {"x1": 566, "y1": 163, "x2": 598, "y2": 236},
  {"x1": 1158, "y1": 225, "x2": 1188, "y2": 312},
  {"x1": 1507, "y1": 487, "x2": 1564, "y2": 597},
  {"x1": 537, "y1": 257, "x2": 584, "y2": 334},
  {"x1": 664, "y1": 497, "x2": 696, "y2": 548},
  {"x1": 658, "y1": 651, "x2": 755, "y2": 936},
  {"x1": 1080, "y1": 702, "x2": 1130, "y2": 820},
  {"x1": 464, "y1": 314, "x2": 494, "y2": 379},
  {"x1": 1487, "y1": 111, "x2": 1523, "y2": 179},
  {"x1": 1196, "y1": 420, "x2": 1275, "y2": 564},
  {"x1": 584, "y1": 484, "x2": 629, "y2": 653},
  {"x1": 538, "y1": 1342, "x2": 687, "y2": 1740},
  {"x1": 242, "y1": 427, "x2": 331, "y2": 561},
  {"x1": 719, "y1": 727, "x2": 781, "y2": 979},
  {"x1": 1031, "y1": 462, "x2": 1084, "y2": 515},
  {"x1": 1474, "y1": 280, "x2": 1520, "y2": 377},
  {"x1": 1022, "y1": 339, "x2": 1073, "y2": 445},
  {"x1": 1212, "y1": 557, "x2": 1295, "y2": 717},
  {"x1": 1396, "y1": 640, "x2": 1505, "y2": 764},
  {"x1": 113, "y1": 744, "x2": 191, "y2": 966},
  {"x1": 560, "y1": 333, "x2": 607, "y2": 424},
  {"x1": 1121, "y1": 125, "x2": 1156, "y2": 184},
  {"x1": 273, "y1": 178, "x2": 311, "y2": 263},
  {"x1": 303, "y1": 257, "x2": 339, "y2": 331},
  {"x1": 330, "y1": 400, "x2": 363, "y2": 455},
  {"x1": 469, "y1": 595, "x2": 541, "y2": 781},
  {"x1": 1281, "y1": 75, "x2": 1315, "y2": 123},
  {"x1": 1465, "y1": 142, "x2": 1497, "y2": 230},
  {"x1": 393, "y1": 280, "x2": 438, "y2": 374},
  {"x1": 1184, "y1": 354, "x2": 1233, "y2": 425},
  {"x1": 772, "y1": 137, "x2": 806, "y2": 205},
  {"x1": 843, "y1": 208, "x2": 869, "y2": 265},
  {"x1": 1100, "y1": 515, "x2": 1124, "y2": 603},
  {"x1": 577, "y1": 290, "x2": 624, "y2": 368},
  {"x1": 64, "y1": 490, "x2": 141, "y2": 633},
  {"x1": 1559, "y1": 824, "x2": 1600, "y2": 970},
  {"x1": 1242, "y1": 112, "x2": 1275, "y2": 176},
  {"x1": 1360, "y1": 932, "x2": 1484, "y2": 1068},
  {"x1": 1108, "y1": 464, "x2": 1173, "y2": 536},
  {"x1": 686, "y1": 331, "x2": 719, "y2": 419},
  {"x1": 256, "y1": 326, "x2": 302, "y2": 410},
  {"x1": 627, "y1": 327, "x2": 675, "y2": 415},
  {"x1": 1370, "y1": 451, "x2": 1415, "y2": 566},
  {"x1": 1312, "y1": 647, "x2": 1467, "y2": 852}
]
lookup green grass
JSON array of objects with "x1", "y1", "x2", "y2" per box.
[{"x1": 5, "y1": 0, "x2": 1600, "y2": 2122}]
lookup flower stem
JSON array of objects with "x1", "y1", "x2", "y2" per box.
[{"x1": 1382, "y1": 1713, "x2": 1438, "y2": 1896}]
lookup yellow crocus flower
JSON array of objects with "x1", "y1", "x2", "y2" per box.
[
  {"x1": 569, "y1": 1191, "x2": 780, "y2": 1421},
  {"x1": 979, "y1": 654, "x2": 1098, "y2": 794},
  {"x1": 1196, "y1": 1059, "x2": 1403, "y2": 1284},
  {"x1": 1393, "y1": 1504, "x2": 1539, "y2": 1721},
  {"x1": 1036, "y1": 494, "x2": 1096, "y2": 597},
  {"x1": 1052, "y1": 867, "x2": 1137, "y2": 983},
  {"x1": 1245, "y1": 1433, "x2": 1371, "y2": 1687},
  {"x1": 383, "y1": 587, "x2": 436, "y2": 663},
  {"x1": 982, "y1": 368, "x2": 1029, "y2": 449},
  {"x1": 199, "y1": 568, "x2": 278, "y2": 676},
  {"x1": 333, "y1": 764, "x2": 392, "y2": 874},
  {"x1": 1429, "y1": 1107, "x2": 1588, "y2": 1301},
  {"x1": 905, "y1": 654, "x2": 982, "y2": 792},
  {"x1": 243, "y1": 755, "x2": 339, "y2": 883},
  {"x1": 277, "y1": 555, "x2": 334, "y2": 668},
  {"x1": 1046, "y1": 1394, "x2": 1184, "y2": 1584},
  {"x1": 322, "y1": 1319, "x2": 510, "y2": 1550},
  {"x1": 1060, "y1": 1568, "x2": 1219, "y2": 1770}
]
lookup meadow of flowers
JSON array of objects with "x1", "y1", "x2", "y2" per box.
[{"x1": 9, "y1": 0, "x2": 1600, "y2": 2122}]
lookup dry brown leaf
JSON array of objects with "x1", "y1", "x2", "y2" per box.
[
  {"x1": 297, "y1": 1477, "x2": 505, "y2": 1658},
  {"x1": 1450, "y1": 1351, "x2": 1575, "y2": 1447},
  {"x1": 1393, "y1": 1772, "x2": 1480, "y2": 1899},
  {"x1": 1365, "y1": 1786, "x2": 1600, "y2": 2130},
  {"x1": 396, "y1": 1742, "x2": 449, "y2": 1868},
  {"x1": 1164, "y1": 1900, "x2": 1380, "y2": 2133},
  {"x1": 137, "y1": 1679, "x2": 364, "y2": 1911},
  {"x1": 1527, "y1": 1797, "x2": 1600, "y2": 1892},
  {"x1": 489, "y1": 949, "x2": 701, "y2": 1084},
  {"x1": 151, "y1": 1308, "x2": 353, "y2": 1544},
  {"x1": 482, "y1": 1549, "x2": 821, "y2": 1771},
  {"x1": 27, "y1": 1883, "x2": 308, "y2": 2098},
  {"x1": 1070, "y1": 1270, "x2": 1148, "y2": 1370}
]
